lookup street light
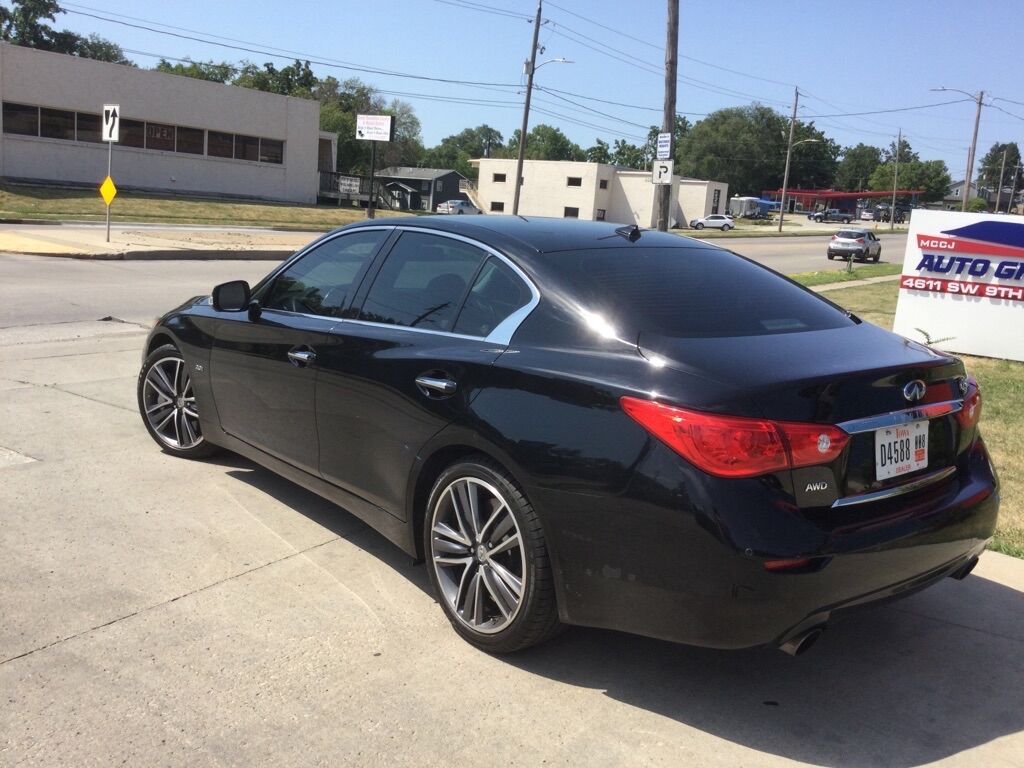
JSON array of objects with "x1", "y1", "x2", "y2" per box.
[
  {"x1": 512, "y1": 3, "x2": 577, "y2": 217},
  {"x1": 932, "y1": 87, "x2": 984, "y2": 212},
  {"x1": 777, "y1": 138, "x2": 819, "y2": 232}
]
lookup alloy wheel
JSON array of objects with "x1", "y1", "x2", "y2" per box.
[
  {"x1": 141, "y1": 355, "x2": 203, "y2": 450},
  {"x1": 429, "y1": 477, "x2": 526, "y2": 634}
]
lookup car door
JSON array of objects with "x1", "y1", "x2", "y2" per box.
[
  {"x1": 208, "y1": 228, "x2": 391, "y2": 474},
  {"x1": 315, "y1": 229, "x2": 536, "y2": 519}
]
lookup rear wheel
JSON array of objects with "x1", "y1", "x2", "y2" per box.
[
  {"x1": 424, "y1": 457, "x2": 561, "y2": 653},
  {"x1": 138, "y1": 343, "x2": 218, "y2": 459},
  {"x1": 722, "y1": 223, "x2": 732, "y2": 231}
]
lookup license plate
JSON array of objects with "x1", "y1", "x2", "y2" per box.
[{"x1": 875, "y1": 420, "x2": 929, "y2": 481}]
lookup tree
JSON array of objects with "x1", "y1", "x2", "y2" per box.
[
  {"x1": 868, "y1": 158, "x2": 951, "y2": 203},
  {"x1": 585, "y1": 139, "x2": 611, "y2": 164},
  {"x1": 610, "y1": 139, "x2": 648, "y2": 169},
  {"x1": 232, "y1": 59, "x2": 317, "y2": 97},
  {"x1": 155, "y1": 58, "x2": 233, "y2": 83},
  {"x1": 678, "y1": 104, "x2": 789, "y2": 195},
  {"x1": 786, "y1": 122, "x2": 840, "y2": 189},
  {"x1": 835, "y1": 144, "x2": 883, "y2": 191},
  {"x1": 644, "y1": 115, "x2": 691, "y2": 163},
  {"x1": 422, "y1": 125, "x2": 506, "y2": 178},
  {"x1": 506, "y1": 124, "x2": 584, "y2": 161},
  {"x1": 883, "y1": 136, "x2": 918, "y2": 165},
  {"x1": 1, "y1": 0, "x2": 130, "y2": 62},
  {"x1": 977, "y1": 142, "x2": 1021, "y2": 201},
  {"x1": 380, "y1": 99, "x2": 424, "y2": 169}
]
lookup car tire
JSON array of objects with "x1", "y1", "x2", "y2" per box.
[
  {"x1": 843, "y1": 218, "x2": 851, "y2": 224},
  {"x1": 694, "y1": 223, "x2": 704, "y2": 230},
  {"x1": 873, "y1": 251, "x2": 881, "y2": 263},
  {"x1": 457, "y1": 209, "x2": 464, "y2": 215},
  {"x1": 827, "y1": 252, "x2": 835, "y2": 260},
  {"x1": 722, "y1": 223, "x2": 732, "y2": 231},
  {"x1": 424, "y1": 456, "x2": 561, "y2": 653},
  {"x1": 137, "y1": 343, "x2": 219, "y2": 459}
]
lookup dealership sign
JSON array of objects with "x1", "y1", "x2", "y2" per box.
[
  {"x1": 355, "y1": 114, "x2": 393, "y2": 142},
  {"x1": 892, "y1": 210, "x2": 1024, "y2": 361}
]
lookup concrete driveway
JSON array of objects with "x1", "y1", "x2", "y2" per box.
[{"x1": 1, "y1": 254, "x2": 1022, "y2": 767}]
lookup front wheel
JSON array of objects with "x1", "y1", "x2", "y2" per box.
[
  {"x1": 424, "y1": 457, "x2": 561, "y2": 653},
  {"x1": 827, "y1": 252, "x2": 835, "y2": 260},
  {"x1": 137, "y1": 343, "x2": 218, "y2": 459},
  {"x1": 694, "y1": 222, "x2": 704, "y2": 230}
]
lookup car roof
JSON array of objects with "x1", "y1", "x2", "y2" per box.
[
  {"x1": 342, "y1": 215, "x2": 704, "y2": 256},
  {"x1": 836, "y1": 228, "x2": 869, "y2": 235}
]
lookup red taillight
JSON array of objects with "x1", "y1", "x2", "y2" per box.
[
  {"x1": 855, "y1": 238, "x2": 865, "y2": 243},
  {"x1": 831, "y1": 235, "x2": 838, "y2": 240},
  {"x1": 620, "y1": 397, "x2": 849, "y2": 478},
  {"x1": 956, "y1": 376, "x2": 982, "y2": 429}
]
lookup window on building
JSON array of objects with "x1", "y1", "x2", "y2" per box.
[
  {"x1": 596, "y1": 209, "x2": 606, "y2": 221},
  {"x1": 40, "y1": 108, "x2": 75, "y2": 140},
  {"x1": 145, "y1": 122, "x2": 175, "y2": 151},
  {"x1": 2, "y1": 102, "x2": 39, "y2": 136},
  {"x1": 259, "y1": 138, "x2": 283, "y2": 164},
  {"x1": 490, "y1": 201, "x2": 505, "y2": 212},
  {"x1": 493, "y1": 173, "x2": 507, "y2": 183},
  {"x1": 567, "y1": 177, "x2": 582, "y2": 187},
  {"x1": 564, "y1": 207, "x2": 579, "y2": 218},
  {"x1": 954, "y1": 188, "x2": 961, "y2": 197},
  {"x1": 176, "y1": 126, "x2": 204, "y2": 155},
  {"x1": 234, "y1": 134, "x2": 259, "y2": 161},
  {"x1": 436, "y1": 179, "x2": 443, "y2": 191},
  {"x1": 599, "y1": 179, "x2": 608, "y2": 190},
  {"x1": 208, "y1": 131, "x2": 233, "y2": 158},
  {"x1": 359, "y1": 232, "x2": 487, "y2": 333},
  {"x1": 421, "y1": 180, "x2": 429, "y2": 191},
  {"x1": 76, "y1": 112, "x2": 101, "y2": 143},
  {"x1": 120, "y1": 119, "x2": 145, "y2": 148}
]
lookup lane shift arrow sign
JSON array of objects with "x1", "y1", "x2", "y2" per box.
[{"x1": 102, "y1": 104, "x2": 120, "y2": 143}]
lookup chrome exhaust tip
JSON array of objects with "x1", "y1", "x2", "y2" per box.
[{"x1": 779, "y1": 626, "x2": 825, "y2": 657}]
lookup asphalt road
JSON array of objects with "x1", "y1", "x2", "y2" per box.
[
  {"x1": 709, "y1": 232, "x2": 909, "y2": 274},
  {"x1": 2, "y1": 252, "x2": 1022, "y2": 767}
]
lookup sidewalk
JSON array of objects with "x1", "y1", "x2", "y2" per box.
[
  {"x1": 0, "y1": 222, "x2": 317, "y2": 260},
  {"x1": 812, "y1": 273, "x2": 902, "y2": 292}
]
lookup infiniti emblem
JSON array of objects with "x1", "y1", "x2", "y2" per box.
[{"x1": 903, "y1": 379, "x2": 927, "y2": 402}]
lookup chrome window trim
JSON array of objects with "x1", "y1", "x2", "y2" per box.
[
  {"x1": 831, "y1": 466, "x2": 957, "y2": 508},
  {"x1": 353, "y1": 225, "x2": 541, "y2": 346},
  {"x1": 836, "y1": 399, "x2": 963, "y2": 435}
]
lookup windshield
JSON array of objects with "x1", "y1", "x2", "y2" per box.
[{"x1": 550, "y1": 246, "x2": 854, "y2": 339}]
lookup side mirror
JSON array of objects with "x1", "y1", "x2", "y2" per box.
[{"x1": 212, "y1": 280, "x2": 251, "y2": 311}]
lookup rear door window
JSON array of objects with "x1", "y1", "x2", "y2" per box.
[{"x1": 358, "y1": 232, "x2": 487, "y2": 332}]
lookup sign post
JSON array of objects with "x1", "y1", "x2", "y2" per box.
[
  {"x1": 101, "y1": 104, "x2": 120, "y2": 242},
  {"x1": 356, "y1": 114, "x2": 394, "y2": 220}
]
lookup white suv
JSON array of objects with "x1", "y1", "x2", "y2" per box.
[
  {"x1": 689, "y1": 214, "x2": 734, "y2": 231},
  {"x1": 436, "y1": 200, "x2": 481, "y2": 215}
]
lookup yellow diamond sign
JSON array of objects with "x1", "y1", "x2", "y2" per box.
[{"x1": 99, "y1": 175, "x2": 117, "y2": 206}]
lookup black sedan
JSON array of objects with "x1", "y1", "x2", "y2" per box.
[{"x1": 137, "y1": 217, "x2": 998, "y2": 655}]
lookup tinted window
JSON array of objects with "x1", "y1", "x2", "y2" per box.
[
  {"x1": 234, "y1": 134, "x2": 259, "y2": 161},
  {"x1": 262, "y1": 230, "x2": 386, "y2": 317},
  {"x1": 359, "y1": 232, "x2": 486, "y2": 332},
  {"x1": 208, "y1": 131, "x2": 233, "y2": 158},
  {"x1": 146, "y1": 122, "x2": 175, "y2": 151},
  {"x1": 121, "y1": 119, "x2": 145, "y2": 148},
  {"x1": 453, "y1": 257, "x2": 532, "y2": 338},
  {"x1": 260, "y1": 138, "x2": 283, "y2": 163},
  {"x1": 552, "y1": 247, "x2": 853, "y2": 338},
  {"x1": 176, "y1": 126, "x2": 204, "y2": 154},
  {"x1": 40, "y1": 108, "x2": 74, "y2": 140},
  {"x1": 3, "y1": 102, "x2": 38, "y2": 135},
  {"x1": 836, "y1": 230, "x2": 865, "y2": 239},
  {"x1": 76, "y1": 112, "x2": 101, "y2": 143}
]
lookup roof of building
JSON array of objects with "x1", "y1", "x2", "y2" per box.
[{"x1": 378, "y1": 166, "x2": 463, "y2": 180}]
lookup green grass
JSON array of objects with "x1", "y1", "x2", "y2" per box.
[
  {"x1": 822, "y1": 280, "x2": 1024, "y2": 558},
  {"x1": 0, "y1": 182, "x2": 408, "y2": 229},
  {"x1": 788, "y1": 263, "x2": 903, "y2": 287},
  {"x1": 683, "y1": 221, "x2": 909, "y2": 239}
]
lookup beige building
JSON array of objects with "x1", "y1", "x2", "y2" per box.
[
  {"x1": 0, "y1": 43, "x2": 330, "y2": 203},
  {"x1": 471, "y1": 158, "x2": 728, "y2": 227}
]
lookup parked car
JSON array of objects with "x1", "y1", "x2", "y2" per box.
[
  {"x1": 827, "y1": 228, "x2": 882, "y2": 262},
  {"x1": 812, "y1": 208, "x2": 853, "y2": 224},
  {"x1": 436, "y1": 199, "x2": 481, "y2": 215},
  {"x1": 860, "y1": 208, "x2": 876, "y2": 221},
  {"x1": 138, "y1": 217, "x2": 997, "y2": 656},
  {"x1": 689, "y1": 213, "x2": 734, "y2": 230}
]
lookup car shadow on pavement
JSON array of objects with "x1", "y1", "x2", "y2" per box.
[
  {"x1": 507, "y1": 573, "x2": 1024, "y2": 768},
  {"x1": 207, "y1": 454, "x2": 1022, "y2": 766}
]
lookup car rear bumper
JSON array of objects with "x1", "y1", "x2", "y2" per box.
[
  {"x1": 536, "y1": 436, "x2": 999, "y2": 649},
  {"x1": 829, "y1": 248, "x2": 868, "y2": 258}
]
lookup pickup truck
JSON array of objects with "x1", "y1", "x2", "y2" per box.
[{"x1": 810, "y1": 208, "x2": 853, "y2": 224}]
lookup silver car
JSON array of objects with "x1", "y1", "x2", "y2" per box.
[
  {"x1": 436, "y1": 200, "x2": 481, "y2": 215},
  {"x1": 827, "y1": 228, "x2": 881, "y2": 262},
  {"x1": 689, "y1": 214, "x2": 734, "y2": 231}
]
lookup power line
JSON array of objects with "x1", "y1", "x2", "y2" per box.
[{"x1": 802, "y1": 98, "x2": 973, "y2": 118}]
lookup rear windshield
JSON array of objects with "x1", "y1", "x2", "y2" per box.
[
  {"x1": 550, "y1": 246, "x2": 854, "y2": 338},
  {"x1": 836, "y1": 230, "x2": 865, "y2": 239}
]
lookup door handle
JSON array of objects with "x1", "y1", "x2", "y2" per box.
[
  {"x1": 287, "y1": 348, "x2": 316, "y2": 367},
  {"x1": 415, "y1": 375, "x2": 457, "y2": 396}
]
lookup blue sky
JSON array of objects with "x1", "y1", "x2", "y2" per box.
[{"x1": 53, "y1": 0, "x2": 1024, "y2": 180}]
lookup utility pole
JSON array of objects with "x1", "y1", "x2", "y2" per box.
[
  {"x1": 890, "y1": 127, "x2": 901, "y2": 231},
  {"x1": 656, "y1": 0, "x2": 679, "y2": 232},
  {"x1": 963, "y1": 90, "x2": 984, "y2": 212},
  {"x1": 777, "y1": 86, "x2": 799, "y2": 233},
  {"x1": 996, "y1": 147, "x2": 1007, "y2": 212},
  {"x1": 512, "y1": 0, "x2": 542, "y2": 217},
  {"x1": 1008, "y1": 163, "x2": 1021, "y2": 215}
]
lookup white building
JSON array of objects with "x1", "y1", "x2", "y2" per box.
[
  {"x1": 0, "y1": 43, "x2": 331, "y2": 203},
  {"x1": 471, "y1": 158, "x2": 728, "y2": 227}
]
